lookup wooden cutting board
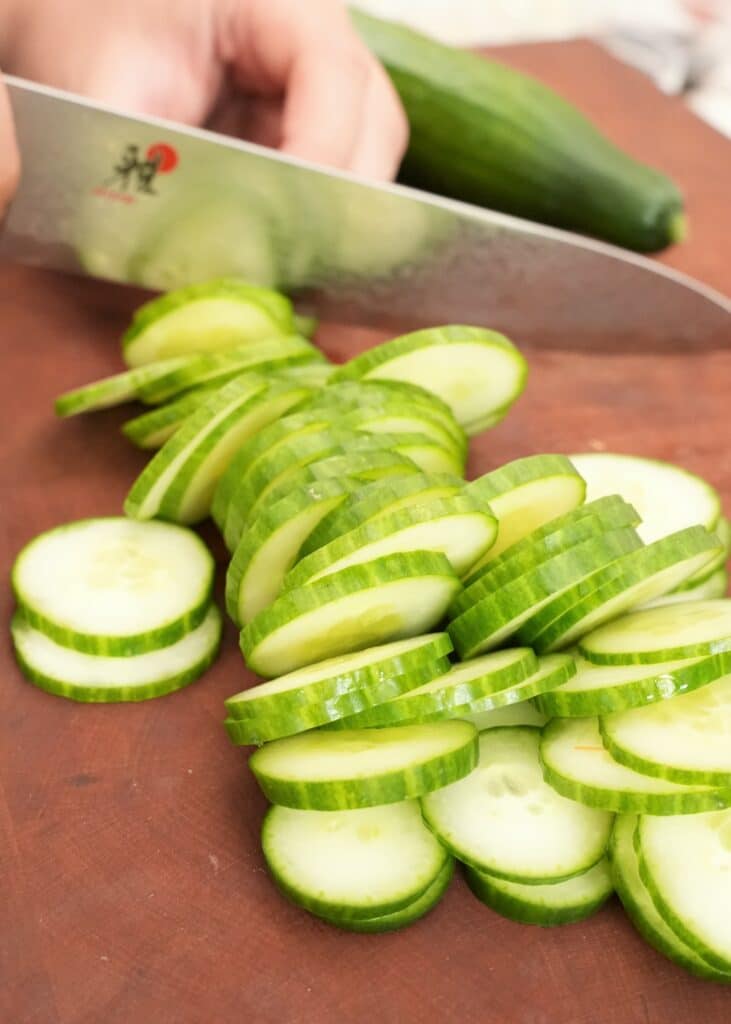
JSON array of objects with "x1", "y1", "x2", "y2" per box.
[{"x1": 1, "y1": 39, "x2": 730, "y2": 1024}]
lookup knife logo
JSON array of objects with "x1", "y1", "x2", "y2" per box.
[{"x1": 93, "y1": 141, "x2": 179, "y2": 204}]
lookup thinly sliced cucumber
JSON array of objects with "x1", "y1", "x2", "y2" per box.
[
  {"x1": 259, "y1": 452, "x2": 419, "y2": 515},
  {"x1": 312, "y1": 378, "x2": 465, "y2": 449},
  {"x1": 122, "y1": 278, "x2": 294, "y2": 367},
  {"x1": 570, "y1": 452, "x2": 721, "y2": 544},
  {"x1": 460, "y1": 701, "x2": 548, "y2": 731},
  {"x1": 326, "y1": 648, "x2": 538, "y2": 729},
  {"x1": 638, "y1": 811, "x2": 731, "y2": 972},
  {"x1": 421, "y1": 727, "x2": 613, "y2": 883},
  {"x1": 648, "y1": 568, "x2": 728, "y2": 607},
  {"x1": 12, "y1": 605, "x2": 221, "y2": 702},
  {"x1": 340, "y1": 407, "x2": 466, "y2": 464},
  {"x1": 332, "y1": 326, "x2": 527, "y2": 434},
  {"x1": 673, "y1": 518, "x2": 730, "y2": 591},
  {"x1": 137, "y1": 336, "x2": 322, "y2": 404},
  {"x1": 316, "y1": 857, "x2": 453, "y2": 933},
  {"x1": 522, "y1": 528, "x2": 722, "y2": 654},
  {"x1": 250, "y1": 720, "x2": 478, "y2": 809},
  {"x1": 55, "y1": 357, "x2": 188, "y2": 417},
  {"x1": 12, "y1": 518, "x2": 214, "y2": 656},
  {"x1": 121, "y1": 386, "x2": 218, "y2": 449},
  {"x1": 285, "y1": 495, "x2": 497, "y2": 587},
  {"x1": 448, "y1": 528, "x2": 642, "y2": 658},
  {"x1": 578, "y1": 599, "x2": 731, "y2": 665},
  {"x1": 241, "y1": 551, "x2": 461, "y2": 677},
  {"x1": 301, "y1": 472, "x2": 464, "y2": 558},
  {"x1": 225, "y1": 480, "x2": 360, "y2": 626},
  {"x1": 261, "y1": 800, "x2": 449, "y2": 920},
  {"x1": 458, "y1": 495, "x2": 639, "y2": 602},
  {"x1": 226, "y1": 431, "x2": 439, "y2": 548},
  {"x1": 224, "y1": 632, "x2": 452, "y2": 730},
  {"x1": 451, "y1": 525, "x2": 643, "y2": 625},
  {"x1": 540, "y1": 718, "x2": 731, "y2": 814},
  {"x1": 608, "y1": 815, "x2": 729, "y2": 981},
  {"x1": 125, "y1": 375, "x2": 310, "y2": 524},
  {"x1": 538, "y1": 651, "x2": 731, "y2": 717},
  {"x1": 431, "y1": 654, "x2": 575, "y2": 722},
  {"x1": 600, "y1": 671, "x2": 731, "y2": 785},
  {"x1": 465, "y1": 857, "x2": 613, "y2": 926},
  {"x1": 275, "y1": 361, "x2": 334, "y2": 388}
]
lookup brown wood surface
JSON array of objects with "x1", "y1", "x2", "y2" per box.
[{"x1": 2, "y1": 39, "x2": 731, "y2": 1024}]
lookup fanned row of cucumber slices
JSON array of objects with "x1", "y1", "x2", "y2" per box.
[{"x1": 10, "y1": 276, "x2": 731, "y2": 965}]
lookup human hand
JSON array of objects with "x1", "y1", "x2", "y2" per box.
[
  {"x1": 2, "y1": 0, "x2": 408, "y2": 180},
  {"x1": 0, "y1": 74, "x2": 20, "y2": 214}
]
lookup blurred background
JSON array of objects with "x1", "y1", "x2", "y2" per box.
[{"x1": 354, "y1": 0, "x2": 731, "y2": 136}]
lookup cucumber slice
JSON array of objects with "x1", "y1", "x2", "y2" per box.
[
  {"x1": 466, "y1": 455, "x2": 586, "y2": 564},
  {"x1": 326, "y1": 648, "x2": 538, "y2": 729},
  {"x1": 609, "y1": 815, "x2": 730, "y2": 981},
  {"x1": 225, "y1": 479, "x2": 360, "y2": 626},
  {"x1": 448, "y1": 528, "x2": 642, "y2": 658},
  {"x1": 285, "y1": 495, "x2": 497, "y2": 587},
  {"x1": 540, "y1": 718, "x2": 731, "y2": 814},
  {"x1": 578, "y1": 599, "x2": 731, "y2": 665},
  {"x1": 121, "y1": 386, "x2": 218, "y2": 449},
  {"x1": 570, "y1": 452, "x2": 721, "y2": 544},
  {"x1": 458, "y1": 495, "x2": 639, "y2": 599},
  {"x1": 638, "y1": 811, "x2": 731, "y2": 972},
  {"x1": 275, "y1": 362, "x2": 334, "y2": 388},
  {"x1": 421, "y1": 727, "x2": 613, "y2": 883},
  {"x1": 648, "y1": 568, "x2": 728, "y2": 607},
  {"x1": 122, "y1": 278, "x2": 294, "y2": 367},
  {"x1": 523, "y1": 528, "x2": 722, "y2": 654},
  {"x1": 137, "y1": 336, "x2": 322, "y2": 405},
  {"x1": 261, "y1": 800, "x2": 449, "y2": 920},
  {"x1": 224, "y1": 632, "x2": 452, "y2": 730},
  {"x1": 54, "y1": 357, "x2": 188, "y2": 417},
  {"x1": 301, "y1": 472, "x2": 464, "y2": 558},
  {"x1": 241, "y1": 550, "x2": 461, "y2": 677},
  {"x1": 430, "y1": 654, "x2": 576, "y2": 722},
  {"x1": 332, "y1": 326, "x2": 527, "y2": 434},
  {"x1": 465, "y1": 857, "x2": 613, "y2": 926},
  {"x1": 125, "y1": 375, "x2": 310, "y2": 525},
  {"x1": 600, "y1": 671, "x2": 731, "y2": 786},
  {"x1": 673, "y1": 517, "x2": 730, "y2": 590},
  {"x1": 538, "y1": 651, "x2": 731, "y2": 718},
  {"x1": 312, "y1": 379, "x2": 465, "y2": 449},
  {"x1": 338, "y1": 407, "x2": 466, "y2": 464},
  {"x1": 316, "y1": 857, "x2": 453, "y2": 933},
  {"x1": 460, "y1": 701, "x2": 548, "y2": 730},
  {"x1": 12, "y1": 518, "x2": 214, "y2": 656},
  {"x1": 12, "y1": 605, "x2": 221, "y2": 702},
  {"x1": 250, "y1": 720, "x2": 478, "y2": 809},
  {"x1": 225, "y1": 431, "x2": 439, "y2": 549}
]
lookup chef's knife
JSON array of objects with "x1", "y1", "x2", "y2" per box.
[{"x1": 0, "y1": 75, "x2": 728, "y2": 351}]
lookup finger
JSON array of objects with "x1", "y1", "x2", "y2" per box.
[
  {"x1": 348, "y1": 64, "x2": 409, "y2": 180},
  {"x1": 0, "y1": 77, "x2": 20, "y2": 215},
  {"x1": 279, "y1": 45, "x2": 369, "y2": 168}
]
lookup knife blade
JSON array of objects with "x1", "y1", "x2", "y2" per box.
[{"x1": 0, "y1": 75, "x2": 728, "y2": 351}]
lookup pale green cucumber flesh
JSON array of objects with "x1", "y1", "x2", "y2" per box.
[
  {"x1": 250, "y1": 720, "x2": 478, "y2": 809},
  {"x1": 540, "y1": 718, "x2": 731, "y2": 814},
  {"x1": 465, "y1": 857, "x2": 613, "y2": 926},
  {"x1": 261, "y1": 800, "x2": 449, "y2": 920},
  {"x1": 12, "y1": 605, "x2": 221, "y2": 702},
  {"x1": 12, "y1": 517, "x2": 214, "y2": 656},
  {"x1": 421, "y1": 727, "x2": 613, "y2": 883}
]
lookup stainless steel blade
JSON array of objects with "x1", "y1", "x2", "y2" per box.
[{"x1": 1, "y1": 75, "x2": 728, "y2": 351}]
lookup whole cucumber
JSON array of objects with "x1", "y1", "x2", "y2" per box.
[{"x1": 352, "y1": 10, "x2": 685, "y2": 252}]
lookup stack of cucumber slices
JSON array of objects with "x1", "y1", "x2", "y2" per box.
[
  {"x1": 11, "y1": 518, "x2": 221, "y2": 701},
  {"x1": 11, "y1": 277, "x2": 731, "y2": 971}
]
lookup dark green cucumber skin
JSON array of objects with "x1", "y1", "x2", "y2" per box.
[{"x1": 352, "y1": 12, "x2": 684, "y2": 253}]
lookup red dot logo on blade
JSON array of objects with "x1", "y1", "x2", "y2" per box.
[{"x1": 146, "y1": 143, "x2": 179, "y2": 174}]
